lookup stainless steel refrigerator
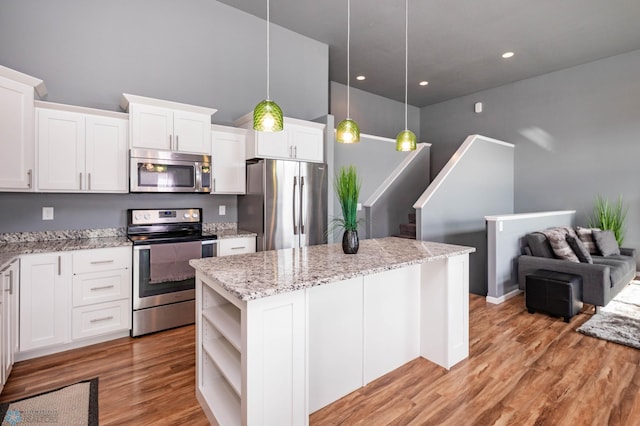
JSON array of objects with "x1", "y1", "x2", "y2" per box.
[{"x1": 238, "y1": 159, "x2": 327, "y2": 251}]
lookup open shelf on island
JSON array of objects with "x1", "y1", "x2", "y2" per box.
[
  {"x1": 203, "y1": 334, "x2": 241, "y2": 396},
  {"x1": 202, "y1": 303, "x2": 241, "y2": 351},
  {"x1": 201, "y1": 350, "x2": 241, "y2": 425}
]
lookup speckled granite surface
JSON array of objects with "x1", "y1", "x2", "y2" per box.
[
  {"x1": 202, "y1": 222, "x2": 237, "y2": 234},
  {"x1": 190, "y1": 237, "x2": 475, "y2": 301},
  {"x1": 214, "y1": 229, "x2": 257, "y2": 239},
  {"x1": 0, "y1": 228, "x2": 126, "y2": 243},
  {"x1": 0, "y1": 236, "x2": 131, "y2": 270}
]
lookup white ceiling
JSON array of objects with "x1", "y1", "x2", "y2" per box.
[{"x1": 218, "y1": 0, "x2": 640, "y2": 107}]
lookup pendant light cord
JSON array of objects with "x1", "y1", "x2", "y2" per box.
[
  {"x1": 266, "y1": 0, "x2": 271, "y2": 100},
  {"x1": 347, "y1": 0, "x2": 351, "y2": 119},
  {"x1": 404, "y1": 0, "x2": 408, "y2": 130}
]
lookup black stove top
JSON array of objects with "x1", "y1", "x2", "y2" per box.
[{"x1": 126, "y1": 208, "x2": 216, "y2": 245}]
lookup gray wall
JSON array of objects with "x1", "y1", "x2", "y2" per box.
[
  {"x1": 330, "y1": 82, "x2": 420, "y2": 140},
  {"x1": 417, "y1": 137, "x2": 514, "y2": 295},
  {"x1": 421, "y1": 49, "x2": 640, "y2": 265},
  {"x1": 0, "y1": 0, "x2": 328, "y2": 234},
  {"x1": 366, "y1": 145, "x2": 430, "y2": 239},
  {"x1": 0, "y1": 0, "x2": 328, "y2": 124},
  {"x1": 0, "y1": 193, "x2": 236, "y2": 233},
  {"x1": 486, "y1": 211, "x2": 575, "y2": 301}
]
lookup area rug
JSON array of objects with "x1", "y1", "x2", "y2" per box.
[
  {"x1": 0, "y1": 377, "x2": 98, "y2": 426},
  {"x1": 577, "y1": 281, "x2": 640, "y2": 349}
]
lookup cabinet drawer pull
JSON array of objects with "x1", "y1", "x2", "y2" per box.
[
  {"x1": 58, "y1": 256, "x2": 62, "y2": 275},
  {"x1": 90, "y1": 316, "x2": 114, "y2": 323},
  {"x1": 27, "y1": 169, "x2": 32, "y2": 188},
  {"x1": 231, "y1": 246, "x2": 246, "y2": 250},
  {"x1": 89, "y1": 259, "x2": 115, "y2": 265},
  {"x1": 90, "y1": 284, "x2": 115, "y2": 291}
]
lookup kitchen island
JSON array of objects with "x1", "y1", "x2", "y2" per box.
[{"x1": 190, "y1": 237, "x2": 475, "y2": 426}]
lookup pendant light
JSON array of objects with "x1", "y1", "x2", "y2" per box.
[
  {"x1": 396, "y1": 0, "x2": 417, "y2": 151},
  {"x1": 253, "y1": 0, "x2": 283, "y2": 132},
  {"x1": 336, "y1": 0, "x2": 360, "y2": 144}
]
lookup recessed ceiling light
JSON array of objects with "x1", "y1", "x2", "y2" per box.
[
  {"x1": 419, "y1": 81, "x2": 429, "y2": 86},
  {"x1": 356, "y1": 75, "x2": 366, "y2": 81},
  {"x1": 502, "y1": 51, "x2": 514, "y2": 59}
]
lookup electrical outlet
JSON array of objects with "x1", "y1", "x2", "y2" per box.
[
  {"x1": 42, "y1": 207, "x2": 54, "y2": 221},
  {"x1": 219, "y1": 205, "x2": 226, "y2": 216},
  {"x1": 357, "y1": 203, "x2": 362, "y2": 211}
]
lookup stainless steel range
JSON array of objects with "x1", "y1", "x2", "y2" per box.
[{"x1": 127, "y1": 208, "x2": 216, "y2": 336}]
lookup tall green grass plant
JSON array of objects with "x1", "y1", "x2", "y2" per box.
[
  {"x1": 332, "y1": 165, "x2": 362, "y2": 233},
  {"x1": 588, "y1": 195, "x2": 627, "y2": 246}
]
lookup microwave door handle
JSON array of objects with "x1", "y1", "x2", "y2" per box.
[{"x1": 293, "y1": 176, "x2": 298, "y2": 235}]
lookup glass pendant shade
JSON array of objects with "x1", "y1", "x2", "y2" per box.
[
  {"x1": 395, "y1": 129, "x2": 417, "y2": 152},
  {"x1": 253, "y1": 99, "x2": 283, "y2": 132},
  {"x1": 336, "y1": 118, "x2": 360, "y2": 143}
]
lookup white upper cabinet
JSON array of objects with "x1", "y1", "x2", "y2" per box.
[
  {"x1": 36, "y1": 103, "x2": 128, "y2": 193},
  {"x1": 0, "y1": 66, "x2": 47, "y2": 191},
  {"x1": 121, "y1": 93, "x2": 216, "y2": 155},
  {"x1": 211, "y1": 125, "x2": 246, "y2": 194},
  {"x1": 236, "y1": 114, "x2": 325, "y2": 163}
]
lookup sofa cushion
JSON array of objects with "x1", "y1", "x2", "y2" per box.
[
  {"x1": 592, "y1": 256, "x2": 632, "y2": 288},
  {"x1": 575, "y1": 226, "x2": 600, "y2": 254},
  {"x1": 593, "y1": 230, "x2": 620, "y2": 256},
  {"x1": 566, "y1": 235, "x2": 593, "y2": 264},
  {"x1": 540, "y1": 228, "x2": 579, "y2": 262},
  {"x1": 526, "y1": 233, "x2": 555, "y2": 258}
]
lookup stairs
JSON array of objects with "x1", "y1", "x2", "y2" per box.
[{"x1": 396, "y1": 213, "x2": 416, "y2": 239}]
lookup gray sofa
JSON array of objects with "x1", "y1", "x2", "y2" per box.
[{"x1": 518, "y1": 232, "x2": 636, "y2": 307}]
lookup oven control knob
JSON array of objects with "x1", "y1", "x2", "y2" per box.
[
  {"x1": 144, "y1": 213, "x2": 151, "y2": 220},
  {"x1": 134, "y1": 213, "x2": 142, "y2": 221},
  {"x1": 192, "y1": 212, "x2": 199, "y2": 219},
  {"x1": 183, "y1": 213, "x2": 191, "y2": 219}
]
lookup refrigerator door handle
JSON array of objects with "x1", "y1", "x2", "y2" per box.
[
  {"x1": 293, "y1": 176, "x2": 298, "y2": 235},
  {"x1": 300, "y1": 176, "x2": 305, "y2": 234}
]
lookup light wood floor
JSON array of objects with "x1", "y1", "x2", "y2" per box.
[{"x1": 3, "y1": 294, "x2": 640, "y2": 425}]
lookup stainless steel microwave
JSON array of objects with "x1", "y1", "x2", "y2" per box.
[{"x1": 130, "y1": 149, "x2": 211, "y2": 193}]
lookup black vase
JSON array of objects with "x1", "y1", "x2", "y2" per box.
[{"x1": 342, "y1": 230, "x2": 359, "y2": 254}]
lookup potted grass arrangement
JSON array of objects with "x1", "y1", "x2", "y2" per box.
[
  {"x1": 588, "y1": 195, "x2": 627, "y2": 246},
  {"x1": 333, "y1": 165, "x2": 362, "y2": 254}
]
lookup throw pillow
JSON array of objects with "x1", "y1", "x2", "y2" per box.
[
  {"x1": 575, "y1": 226, "x2": 600, "y2": 254},
  {"x1": 525, "y1": 233, "x2": 555, "y2": 258},
  {"x1": 593, "y1": 230, "x2": 620, "y2": 256},
  {"x1": 540, "y1": 228, "x2": 579, "y2": 262},
  {"x1": 566, "y1": 235, "x2": 593, "y2": 264}
]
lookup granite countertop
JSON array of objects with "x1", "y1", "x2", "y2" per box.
[
  {"x1": 213, "y1": 229, "x2": 257, "y2": 239},
  {"x1": 190, "y1": 237, "x2": 475, "y2": 302},
  {"x1": 0, "y1": 237, "x2": 132, "y2": 270}
]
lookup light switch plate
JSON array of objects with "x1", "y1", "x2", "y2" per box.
[
  {"x1": 219, "y1": 205, "x2": 226, "y2": 215},
  {"x1": 42, "y1": 207, "x2": 54, "y2": 221}
]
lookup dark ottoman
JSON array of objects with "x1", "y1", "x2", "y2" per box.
[{"x1": 525, "y1": 270, "x2": 583, "y2": 323}]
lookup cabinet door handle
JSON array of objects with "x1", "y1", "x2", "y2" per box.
[
  {"x1": 27, "y1": 169, "x2": 32, "y2": 188},
  {"x1": 90, "y1": 259, "x2": 115, "y2": 265},
  {"x1": 6, "y1": 270, "x2": 13, "y2": 294},
  {"x1": 79, "y1": 172, "x2": 83, "y2": 190},
  {"x1": 58, "y1": 256, "x2": 62, "y2": 275},
  {"x1": 169, "y1": 134, "x2": 173, "y2": 150},
  {"x1": 90, "y1": 284, "x2": 115, "y2": 291},
  {"x1": 213, "y1": 178, "x2": 216, "y2": 192},
  {"x1": 294, "y1": 146, "x2": 297, "y2": 158},
  {"x1": 90, "y1": 316, "x2": 114, "y2": 323},
  {"x1": 88, "y1": 173, "x2": 91, "y2": 190},
  {"x1": 176, "y1": 135, "x2": 179, "y2": 151}
]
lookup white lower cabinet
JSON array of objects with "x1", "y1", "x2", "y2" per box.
[
  {"x1": 0, "y1": 259, "x2": 19, "y2": 391},
  {"x1": 218, "y1": 236, "x2": 256, "y2": 257},
  {"x1": 18, "y1": 246, "x2": 131, "y2": 359},
  {"x1": 19, "y1": 252, "x2": 71, "y2": 352}
]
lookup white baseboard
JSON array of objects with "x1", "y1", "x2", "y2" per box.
[{"x1": 486, "y1": 288, "x2": 523, "y2": 305}]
